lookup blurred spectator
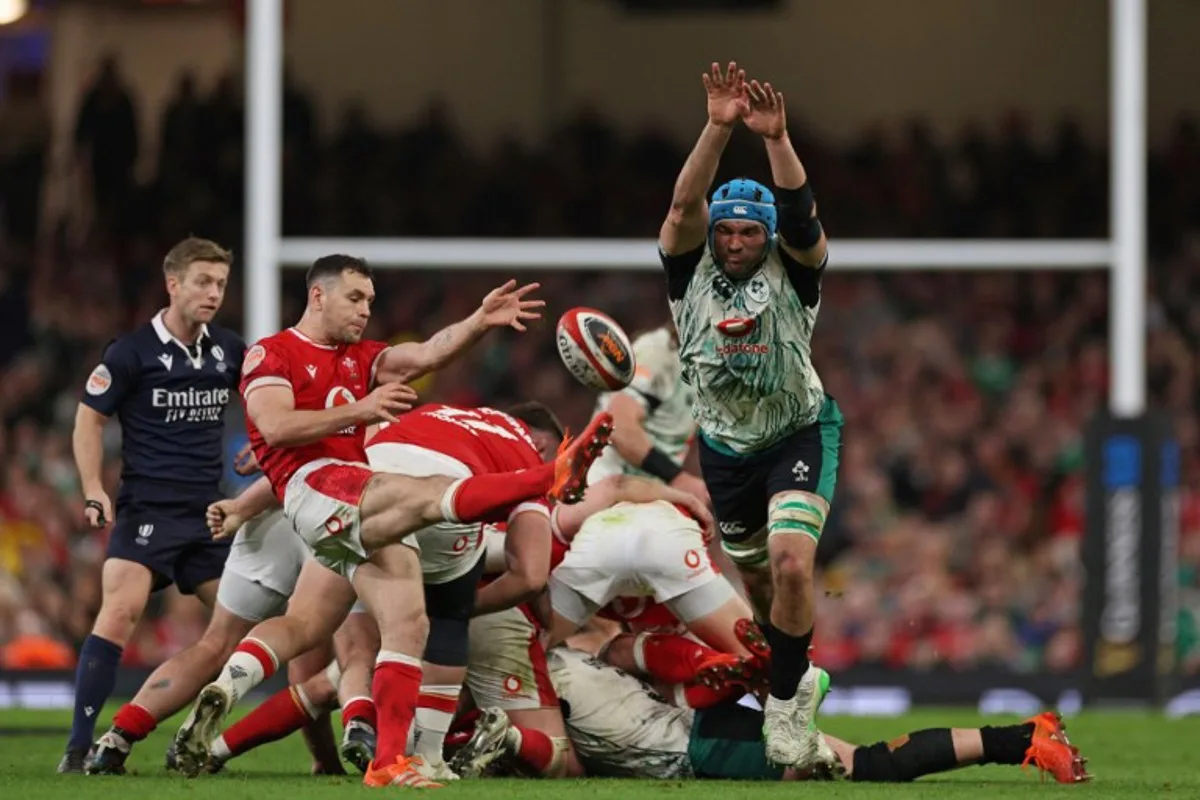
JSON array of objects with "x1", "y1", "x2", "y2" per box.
[
  {"x1": 1, "y1": 67, "x2": 1198, "y2": 676},
  {"x1": 73, "y1": 55, "x2": 139, "y2": 233}
]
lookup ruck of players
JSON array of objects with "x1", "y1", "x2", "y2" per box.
[{"x1": 59, "y1": 62, "x2": 1089, "y2": 789}]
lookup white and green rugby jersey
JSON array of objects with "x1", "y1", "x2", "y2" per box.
[
  {"x1": 665, "y1": 242, "x2": 826, "y2": 454},
  {"x1": 588, "y1": 326, "x2": 696, "y2": 482}
]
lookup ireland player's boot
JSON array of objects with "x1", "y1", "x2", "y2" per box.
[{"x1": 763, "y1": 663, "x2": 839, "y2": 772}]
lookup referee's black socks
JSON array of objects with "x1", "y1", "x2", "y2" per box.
[{"x1": 762, "y1": 622, "x2": 813, "y2": 701}]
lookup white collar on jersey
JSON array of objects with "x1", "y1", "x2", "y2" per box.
[
  {"x1": 286, "y1": 327, "x2": 338, "y2": 350},
  {"x1": 152, "y1": 309, "x2": 209, "y2": 368}
]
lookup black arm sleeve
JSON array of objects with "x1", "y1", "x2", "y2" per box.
[
  {"x1": 778, "y1": 246, "x2": 827, "y2": 309},
  {"x1": 659, "y1": 244, "x2": 705, "y2": 301}
]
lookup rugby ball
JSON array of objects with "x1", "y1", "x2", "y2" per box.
[{"x1": 555, "y1": 307, "x2": 636, "y2": 391}]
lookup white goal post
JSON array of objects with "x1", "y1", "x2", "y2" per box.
[{"x1": 243, "y1": 0, "x2": 1147, "y2": 417}]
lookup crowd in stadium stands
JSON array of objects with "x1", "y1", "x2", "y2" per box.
[{"x1": 0, "y1": 61, "x2": 1198, "y2": 675}]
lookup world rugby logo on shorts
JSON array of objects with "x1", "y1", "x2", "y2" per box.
[{"x1": 136, "y1": 524, "x2": 154, "y2": 546}]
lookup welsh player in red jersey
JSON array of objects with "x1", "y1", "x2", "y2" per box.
[
  {"x1": 363, "y1": 401, "x2": 563, "y2": 781},
  {"x1": 171, "y1": 255, "x2": 612, "y2": 788}
]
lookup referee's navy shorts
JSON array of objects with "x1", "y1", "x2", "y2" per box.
[{"x1": 107, "y1": 480, "x2": 230, "y2": 595}]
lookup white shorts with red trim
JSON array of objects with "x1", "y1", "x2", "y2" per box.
[
  {"x1": 366, "y1": 441, "x2": 498, "y2": 585},
  {"x1": 550, "y1": 500, "x2": 716, "y2": 611},
  {"x1": 465, "y1": 605, "x2": 557, "y2": 711},
  {"x1": 282, "y1": 458, "x2": 377, "y2": 577}
]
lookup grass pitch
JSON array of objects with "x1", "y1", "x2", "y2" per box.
[{"x1": 1, "y1": 705, "x2": 1195, "y2": 798}]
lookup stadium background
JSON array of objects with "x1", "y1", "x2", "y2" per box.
[{"x1": 0, "y1": 0, "x2": 1198, "y2": 717}]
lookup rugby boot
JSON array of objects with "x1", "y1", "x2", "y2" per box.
[
  {"x1": 172, "y1": 683, "x2": 232, "y2": 777},
  {"x1": 1022, "y1": 711, "x2": 1091, "y2": 784},
  {"x1": 763, "y1": 663, "x2": 839, "y2": 773},
  {"x1": 340, "y1": 718, "x2": 377, "y2": 774},
  {"x1": 549, "y1": 413, "x2": 613, "y2": 504},
  {"x1": 85, "y1": 729, "x2": 132, "y2": 775},
  {"x1": 363, "y1": 755, "x2": 443, "y2": 788},
  {"x1": 56, "y1": 747, "x2": 90, "y2": 774},
  {"x1": 448, "y1": 707, "x2": 512, "y2": 778}
]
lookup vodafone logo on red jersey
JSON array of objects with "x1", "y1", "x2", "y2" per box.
[
  {"x1": 326, "y1": 386, "x2": 358, "y2": 434},
  {"x1": 325, "y1": 387, "x2": 356, "y2": 407}
]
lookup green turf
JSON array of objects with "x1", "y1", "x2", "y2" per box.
[{"x1": 1, "y1": 705, "x2": 1195, "y2": 798}]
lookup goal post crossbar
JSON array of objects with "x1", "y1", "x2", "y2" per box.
[{"x1": 276, "y1": 238, "x2": 1111, "y2": 271}]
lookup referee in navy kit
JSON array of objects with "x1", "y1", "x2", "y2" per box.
[{"x1": 59, "y1": 237, "x2": 249, "y2": 773}]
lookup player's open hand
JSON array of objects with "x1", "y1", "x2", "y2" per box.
[
  {"x1": 360, "y1": 381, "x2": 418, "y2": 424},
  {"x1": 83, "y1": 491, "x2": 113, "y2": 528},
  {"x1": 704, "y1": 61, "x2": 749, "y2": 127},
  {"x1": 477, "y1": 280, "x2": 544, "y2": 332},
  {"x1": 233, "y1": 442, "x2": 260, "y2": 476},
  {"x1": 741, "y1": 79, "x2": 786, "y2": 140},
  {"x1": 207, "y1": 498, "x2": 244, "y2": 540}
]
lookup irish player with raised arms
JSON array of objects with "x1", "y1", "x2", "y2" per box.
[
  {"x1": 171, "y1": 255, "x2": 611, "y2": 787},
  {"x1": 658, "y1": 61, "x2": 843, "y2": 771}
]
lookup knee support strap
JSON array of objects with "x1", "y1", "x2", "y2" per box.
[{"x1": 767, "y1": 491, "x2": 827, "y2": 543}]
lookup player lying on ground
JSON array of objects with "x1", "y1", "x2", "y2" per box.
[
  {"x1": 661, "y1": 61, "x2": 842, "y2": 771},
  {"x1": 62, "y1": 237, "x2": 246, "y2": 774},
  {"x1": 171, "y1": 255, "x2": 612, "y2": 788},
  {"x1": 457, "y1": 648, "x2": 1090, "y2": 784}
]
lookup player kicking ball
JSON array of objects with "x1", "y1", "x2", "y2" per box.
[{"x1": 171, "y1": 255, "x2": 612, "y2": 788}]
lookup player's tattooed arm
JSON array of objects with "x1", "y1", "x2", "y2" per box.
[
  {"x1": 660, "y1": 62, "x2": 746, "y2": 256},
  {"x1": 374, "y1": 280, "x2": 543, "y2": 384}
]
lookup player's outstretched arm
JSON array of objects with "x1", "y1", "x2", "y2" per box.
[
  {"x1": 741, "y1": 79, "x2": 827, "y2": 267},
  {"x1": 375, "y1": 280, "x2": 543, "y2": 385},
  {"x1": 246, "y1": 382, "x2": 415, "y2": 448},
  {"x1": 73, "y1": 403, "x2": 112, "y2": 528},
  {"x1": 660, "y1": 61, "x2": 747, "y2": 257}
]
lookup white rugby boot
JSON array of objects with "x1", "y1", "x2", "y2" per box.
[{"x1": 763, "y1": 663, "x2": 839, "y2": 771}]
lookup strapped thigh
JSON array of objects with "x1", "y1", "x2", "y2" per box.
[{"x1": 767, "y1": 490, "x2": 828, "y2": 543}]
